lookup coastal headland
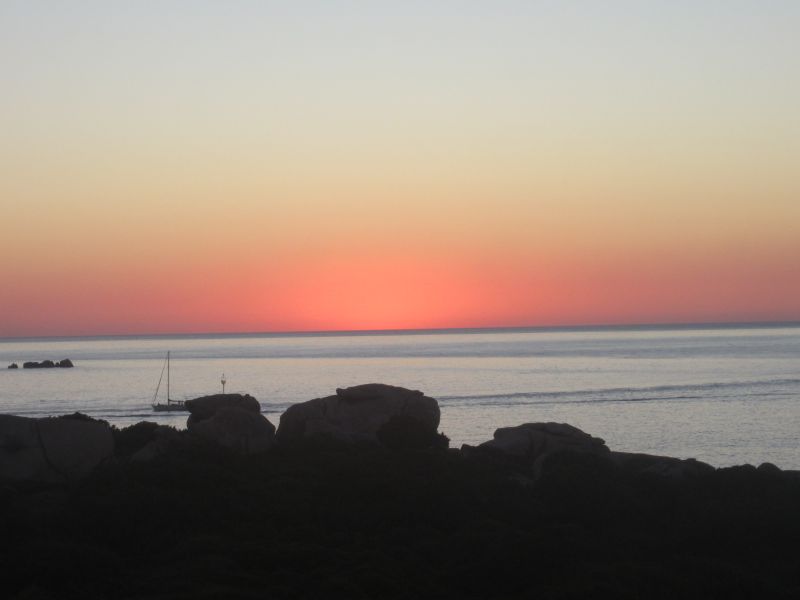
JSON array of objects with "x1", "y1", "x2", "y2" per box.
[{"x1": 1, "y1": 384, "x2": 798, "y2": 599}]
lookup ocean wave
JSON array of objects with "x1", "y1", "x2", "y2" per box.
[{"x1": 437, "y1": 378, "x2": 800, "y2": 405}]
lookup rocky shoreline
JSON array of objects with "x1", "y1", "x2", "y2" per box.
[{"x1": 2, "y1": 384, "x2": 799, "y2": 598}]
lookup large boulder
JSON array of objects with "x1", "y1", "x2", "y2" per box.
[
  {"x1": 185, "y1": 394, "x2": 261, "y2": 426},
  {"x1": 113, "y1": 421, "x2": 183, "y2": 462},
  {"x1": 189, "y1": 407, "x2": 276, "y2": 454},
  {"x1": 0, "y1": 413, "x2": 114, "y2": 484},
  {"x1": 478, "y1": 422, "x2": 610, "y2": 477},
  {"x1": 276, "y1": 383, "x2": 441, "y2": 447},
  {"x1": 57, "y1": 359, "x2": 74, "y2": 368},
  {"x1": 185, "y1": 394, "x2": 274, "y2": 454}
]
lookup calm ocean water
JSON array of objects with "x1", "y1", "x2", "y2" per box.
[{"x1": 1, "y1": 325, "x2": 798, "y2": 469}]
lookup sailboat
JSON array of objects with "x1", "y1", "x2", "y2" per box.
[{"x1": 151, "y1": 351, "x2": 187, "y2": 412}]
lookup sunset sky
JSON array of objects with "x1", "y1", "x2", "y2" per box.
[{"x1": 1, "y1": 2, "x2": 799, "y2": 337}]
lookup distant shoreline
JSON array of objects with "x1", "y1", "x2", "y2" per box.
[{"x1": 2, "y1": 319, "x2": 799, "y2": 343}]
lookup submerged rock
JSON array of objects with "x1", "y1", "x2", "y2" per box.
[
  {"x1": 0, "y1": 413, "x2": 114, "y2": 484},
  {"x1": 185, "y1": 394, "x2": 275, "y2": 454},
  {"x1": 276, "y1": 383, "x2": 441, "y2": 447}
]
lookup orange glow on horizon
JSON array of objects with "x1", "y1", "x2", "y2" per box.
[
  {"x1": 2, "y1": 242, "x2": 799, "y2": 337},
  {"x1": 2, "y1": 4, "x2": 799, "y2": 337}
]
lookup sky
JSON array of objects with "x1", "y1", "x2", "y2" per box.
[{"x1": 1, "y1": 1, "x2": 799, "y2": 336}]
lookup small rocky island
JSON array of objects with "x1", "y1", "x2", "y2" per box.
[
  {"x1": 1, "y1": 384, "x2": 798, "y2": 599},
  {"x1": 7, "y1": 359, "x2": 74, "y2": 369}
]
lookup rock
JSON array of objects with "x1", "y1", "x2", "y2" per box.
[
  {"x1": 22, "y1": 360, "x2": 57, "y2": 369},
  {"x1": 114, "y1": 421, "x2": 181, "y2": 461},
  {"x1": 610, "y1": 451, "x2": 714, "y2": 481},
  {"x1": 114, "y1": 421, "x2": 162, "y2": 456},
  {"x1": 131, "y1": 425, "x2": 182, "y2": 462},
  {"x1": 7, "y1": 363, "x2": 18, "y2": 369},
  {"x1": 276, "y1": 383, "x2": 441, "y2": 446},
  {"x1": 185, "y1": 394, "x2": 274, "y2": 454},
  {"x1": 784, "y1": 469, "x2": 800, "y2": 481},
  {"x1": 188, "y1": 407, "x2": 276, "y2": 454},
  {"x1": 718, "y1": 464, "x2": 758, "y2": 478},
  {"x1": 185, "y1": 394, "x2": 261, "y2": 425},
  {"x1": 0, "y1": 413, "x2": 114, "y2": 484},
  {"x1": 377, "y1": 414, "x2": 449, "y2": 450},
  {"x1": 757, "y1": 462, "x2": 782, "y2": 476},
  {"x1": 478, "y1": 422, "x2": 610, "y2": 477},
  {"x1": 16, "y1": 358, "x2": 74, "y2": 369}
]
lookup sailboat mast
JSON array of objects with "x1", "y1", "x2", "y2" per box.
[{"x1": 167, "y1": 351, "x2": 170, "y2": 402}]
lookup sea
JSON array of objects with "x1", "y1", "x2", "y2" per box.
[{"x1": 1, "y1": 324, "x2": 798, "y2": 469}]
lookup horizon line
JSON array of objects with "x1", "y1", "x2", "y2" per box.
[{"x1": 2, "y1": 319, "x2": 799, "y2": 343}]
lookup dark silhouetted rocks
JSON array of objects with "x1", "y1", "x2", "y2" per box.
[
  {"x1": 376, "y1": 414, "x2": 449, "y2": 450},
  {"x1": 1, "y1": 388, "x2": 800, "y2": 599},
  {"x1": 0, "y1": 413, "x2": 114, "y2": 484},
  {"x1": 7, "y1": 363, "x2": 18, "y2": 369},
  {"x1": 113, "y1": 421, "x2": 183, "y2": 462},
  {"x1": 23, "y1": 360, "x2": 55, "y2": 369},
  {"x1": 277, "y1": 383, "x2": 441, "y2": 447},
  {"x1": 186, "y1": 393, "x2": 275, "y2": 454},
  {"x1": 758, "y1": 461, "x2": 783, "y2": 475},
  {"x1": 113, "y1": 420, "x2": 162, "y2": 456},
  {"x1": 20, "y1": 359, "x2": 74, "y2": 369},
  {"x1": 475, "y1": 422, "x2": 610, "y2": 478},
  {"x1": 185, "y1": 393, "x2": 261, "y2": 423},
  {"x1": 610, "y1": 450, "x2": 714, "y2": 481}
]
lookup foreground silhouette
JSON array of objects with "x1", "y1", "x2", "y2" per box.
[{"x1": 1, "y1": 386, "x2": 798, "y2": 599}]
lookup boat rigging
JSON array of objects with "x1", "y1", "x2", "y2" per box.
[{"x1": 151, "y1": 351, "x2": 187, "y2": 412}]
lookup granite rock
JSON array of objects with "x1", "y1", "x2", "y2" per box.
[{"x1": 277, "y1": 383, "x2": 441, "y2": 446}]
